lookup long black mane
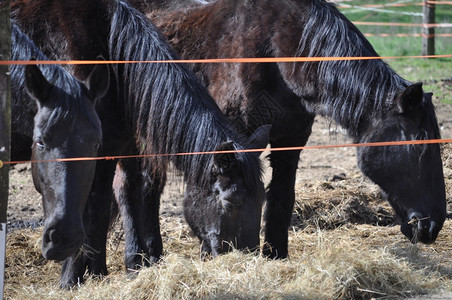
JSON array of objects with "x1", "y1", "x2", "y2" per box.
[
  {"x1": 129, "y1": 0, "x2": 211, "y2": 12},
  {"x1": 11, "y1": 23, "x2": 99, "y2": 138},
  {"x1": 295, "y1": 0, "x2": 410, "y2": 137},
  {"x1": 109, "y1": 0, "x2": 262, "y2": 189}
]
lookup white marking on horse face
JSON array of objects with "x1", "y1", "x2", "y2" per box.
[
  {"x1": 205, "y1": 224, "x2": 221, "y2": 254},
  {"x1": 214, "y1": 181, "x2": 241, "y2": 212}
]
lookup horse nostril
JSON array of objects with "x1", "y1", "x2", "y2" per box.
[
  {"x1": 407, "y1": 213, "x2": 429, "y2": 229},
  {"x1": 429, "y1": 220, "x2": 440, "y2": 241},
  {"x1": 406, "y1": 213, "x2": 423, "y2": 244},
  {"x1": 48, "y1": 228, "x2": 61, "y2": 245}
]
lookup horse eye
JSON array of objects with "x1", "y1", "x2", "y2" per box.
[{"x1": 36, "y1": 138, "x2": 45, "y2": 150}]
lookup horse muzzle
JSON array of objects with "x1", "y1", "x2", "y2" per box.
[
  {"x1": 42, "y1": 225, "x2": 85, "y2": 261},
  {"x1": 400, "y1": 212, "x2": 443, "y2": 244}
]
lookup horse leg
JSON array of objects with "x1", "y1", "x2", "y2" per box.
[
  {"x1": 59, "y1": 160, "x2": 116, "y2": 288},
  {"x1": 60, "y1": 253, "x2": 87, "y2": 288},
  {"x1": 263, "y1": 148, "x2": 301, "y2": 259},
  {"x1": 85, "y1": 161, "x2": 116, "y2": 275},
  {"x1": 262, "y1": 113, "x2": 314, "y2": 259},
  {"x1": 113, "y1": 159, "x2": 142, "y2": 271},
  {"x1": 114, "y1": 158, "x2": 165, "y2": 272},
  {"x1": 138, "y1": 166, "x2": 165, "y2": 264}
]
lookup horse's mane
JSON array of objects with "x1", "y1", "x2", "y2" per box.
[
  {"x1": 109, "y1": 0, "x2": 262, "y2": 189},
  {"x1": 11, "y1": 23, "x2": 99, "y2": 137},
  {"x1": 128, "y1": 0, "x2": 212, "y2": 12},
  {"x1": 295, "y1": 0, "x2": 410, "y2": 136}
]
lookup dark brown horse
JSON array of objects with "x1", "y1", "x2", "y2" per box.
[
  {"x1": 130, "y1": 0, "x2": 447, "y2": 258},
  {"x1": 12, "y1": 0, "x2": 269, "y2": 287}
]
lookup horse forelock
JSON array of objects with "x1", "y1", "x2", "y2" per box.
[
  {"x1": 109, "y1": 0, "x2": 262, "y2": 192},
  {"x1": 295, "y1": 0, "x2": 410, "y2": 137},
  {"x1": 12, "y1": 23, "x2": 100, "y2": 136}
]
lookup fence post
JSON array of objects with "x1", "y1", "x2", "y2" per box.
[
  {"x1": 422, "y1": 0, "x2": 435, "y2": 56},
  {"x1": 0, "y1": 0, "x2": 11, "y2": 299}
]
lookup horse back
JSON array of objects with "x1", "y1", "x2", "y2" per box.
[
  {"x1": 145, "y1": 0, "x2": 312, "y2": 135},
  {"x1": 12, "y1": 0, "x2": 110, "y2": 79}
]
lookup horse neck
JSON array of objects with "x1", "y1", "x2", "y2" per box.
[
  {"x1": 312, "y1": 61, "x2": 407, "y2": 138},
  {"x1": 121, "y1": 62, "x2": 241, "y2": 184},
  {"x1": 110, "y1": 0, "x2": 242, "y2": 183},
  {"x1": 275, "y1": 0, "x2": 409, "y2": 139}
]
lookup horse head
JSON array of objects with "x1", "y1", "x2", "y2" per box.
[
  {"x1": 183, "y1": 125, "x2": 271, "y2": 257},
  {"x1": 25, "y1": 63, "x2": 109, "y2": 261},
  {"x1": 357, "y1": 82, "x2": 446, "y2": 244}
]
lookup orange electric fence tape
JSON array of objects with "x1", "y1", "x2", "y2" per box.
[
  {"x1": 6, "y1": 0, "x2": 452, "y2": 10},
  {"x1": 2, "y1": 139, "x2": 452, "y2": 167},
  {"x1": 1, "y1": 54, "x2": 452, "y2": 166},
  {"x1": 1, "y1": 54, "x2": 452, "y2": 66},
  {"x1": 364, "y1": 33, "x2": 452, "y2": 37},
  {"x1": 426, "y1": 1, "x2": 452, "y2": 4},
  {"x1": 338, "y1": 1, "x2": 452, "y2": 8},
  {"x1": 353, "y1": 21, "x2": 452, "y2": 28},
  {"x1": 7, "y1": 0, "x2": 452, "y2": 8},
  {"x1": 338, "y1": 1, "x2": 452, "y2": 5}
]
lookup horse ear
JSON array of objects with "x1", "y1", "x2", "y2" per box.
[
  {"x1": 24, "y1": 63, "x2": 52, "y2": 104},
  {"x1": 214, "y1": 141, "x2": 237, "y2": 174},
  {"x1": 85, "y1": 61, "x2": 110, "y2": 102},
  {"x1": 244, "y1": 124, "x2": 271, "y2": 156},
  {"x1": 424, "y1": 92, "x2": 433, "y2": 103},
  {"x1": 395, "y1": 82, "x2": 423, "y2": 114}
]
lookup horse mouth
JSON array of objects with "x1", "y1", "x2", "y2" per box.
[
  {"x1": 42, "y1": 228, "x2": 84, "y2": 261},
  {"x1": 42, "y1": 242, "x2": 81, "y2": 261},
  {"x1": 401, "y1": 216, "x2": 441, "y2": 244}
]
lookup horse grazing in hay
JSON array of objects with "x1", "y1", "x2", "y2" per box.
[
  {"x1": 13, "y1": 0, "x2": 269, "y2": 287},
  {"x1": 11, "y1": 23, "x2": 109, "y2": 261},
  {"x1": 131, "y1": 0, "x2": 447, "y2": 258}
]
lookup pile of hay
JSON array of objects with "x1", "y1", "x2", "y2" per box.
[
  {"x1": 295, "y1": 195, "x2": 395, "y2": 229},
  {"x1": 5, "y1": 216, "x2": 452, "y2": 299},
  {"x1": 292, "y1": 175, "x2": 396, "y2": 231}
]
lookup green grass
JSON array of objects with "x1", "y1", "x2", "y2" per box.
[
  {"x1": 338, "y1": 0, "x2": 452, "y2": 105},
  {"x1": 340, "y1": 0, "x2": 452, "y2": 27},
  {"x1": 339, "y1": 0, "x2": 452, "y2": 55},
  {"x1": 386, "y1": 58, "x2": 452, "y2": 105}
]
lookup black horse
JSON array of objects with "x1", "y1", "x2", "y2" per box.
[
  {"x1": 12, "y1": 0, "x2": 269, "y2": 287},
  {"x1": 11, "y1": 23, "x2": 109, "y2": 261},
  {"x1": 130, "y1": 0, "x2": 447, "y2": 258}
]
